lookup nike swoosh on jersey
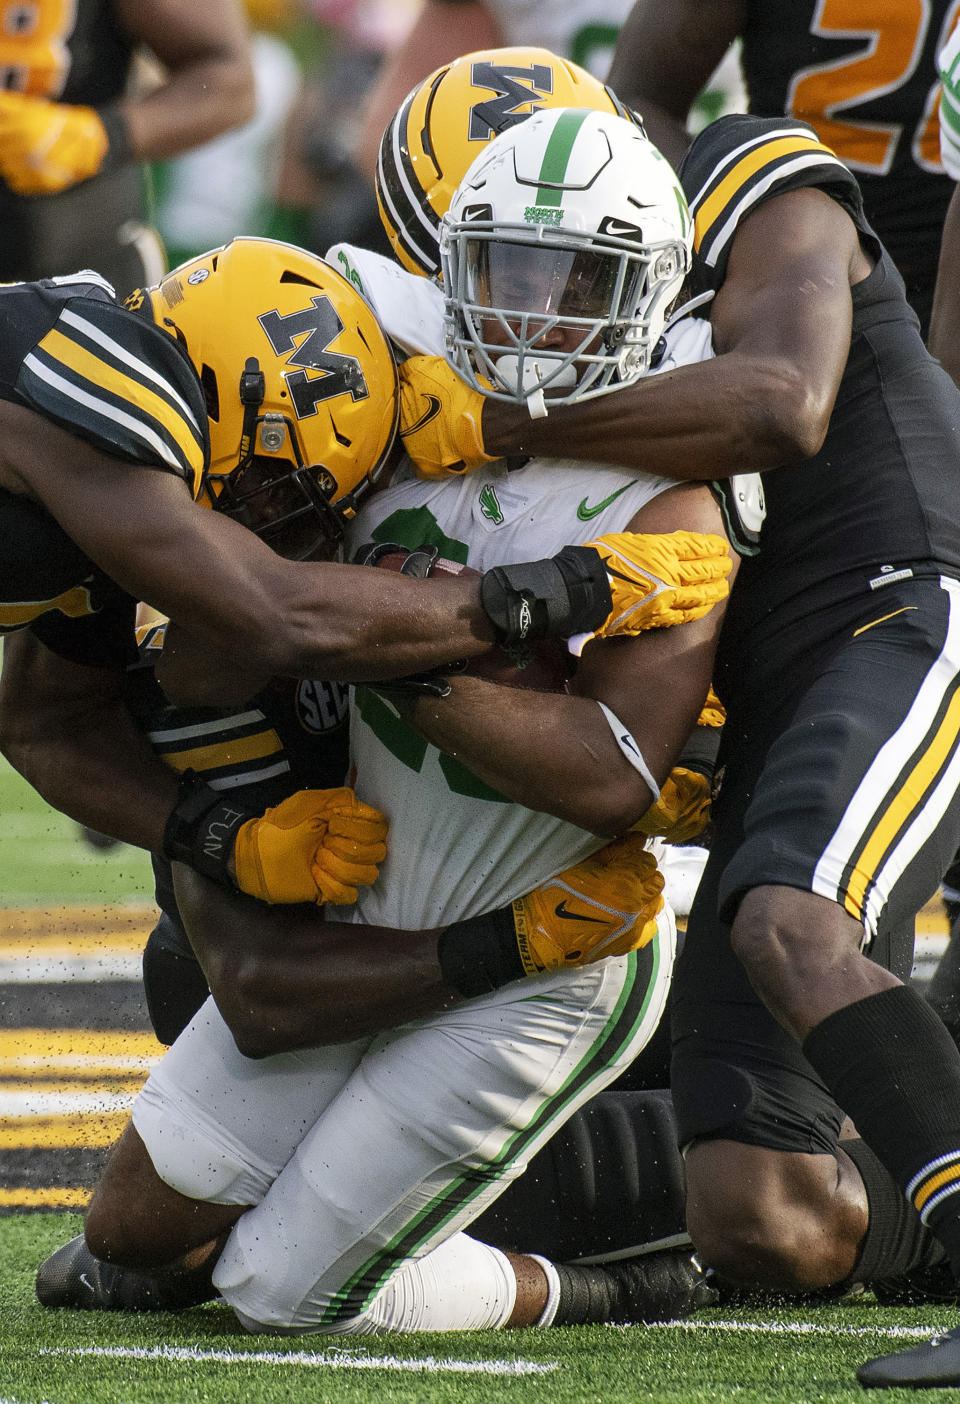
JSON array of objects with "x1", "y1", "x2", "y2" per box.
[
  {"x1": 554, "y1": 899, "x2": 606, "y2": 924},
  {"x1": 576, "y1": 482, "x2": 632, "y2": 520},
  {"x1": 401, "y1": 394, "x2": 442, "y2": 436}
]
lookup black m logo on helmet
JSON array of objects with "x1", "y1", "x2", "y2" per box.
[
  {"x1": 258, "y1": 296, "x2": 368, "y2": 419},
  {"x1": 469, "y1": 62, "x2": 554, "y2": 140}
]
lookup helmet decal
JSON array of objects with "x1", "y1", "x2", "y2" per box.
[
  {"x1": 467, "y1": 60, "x2": 555, "y2": 139},
  {"x1": 258, "y1": 296, "x2": 369, "y2": 417},
  {"x1": 376, "y1": 46, "x2": 640, "y2": 279},
  {"x1": 147, "y1": 237, "x2": 398, "y2": 559}
]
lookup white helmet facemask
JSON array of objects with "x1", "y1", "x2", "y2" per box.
[{"x1": 440, "y1": 108, "x2": 692, "y2": 417}]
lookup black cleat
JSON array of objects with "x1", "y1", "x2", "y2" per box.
[
  {"x1": 36, "y1": 1234, "x2": 217, "y2": 1312},
  {"x1": 858, "y1": 1324, "x2": 960, "y2": 1388},
  {"x1": 554, "y1": 1249, "x2": 718, "y2": 1325},
  {"x1": 871, "y1": 1256, "x2": 960, "y2": 1306},
  {"x1": 604, "y1": 1250, "x2": 719, "y2": 1322}
]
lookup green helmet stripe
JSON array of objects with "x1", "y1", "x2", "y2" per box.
[{"x1": 535, "y1": 109, "x2": 592, "y2": 205}]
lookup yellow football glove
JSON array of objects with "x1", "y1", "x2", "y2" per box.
[
  {"x1": 233, "y1": 788, "x2": 388, "y2": 906},
  {"x1": 398, "y1": 354, "x2": 497, "y2": 478},
  {"x1": 633, "y1": 767, "x2": 712, "y2": 845},
  {"x1": 511, "y1": 833, "x2": 665, "y2": 974},
  {"x1": 698, "y1": 685, "x2": 726, "y2": 729},
  {"x1": 575, "y1": 531, "x2": 731, "y2": 647},
  {"x1": 0, "y1": 94, "x2": 112, "y2": 195}
]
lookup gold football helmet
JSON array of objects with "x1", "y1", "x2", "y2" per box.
[
  {"x1": 146, "y1": 237, "x2": 399, "y2": 559},
  {"x1": 377, "y1": 46, "x2": 639, "y2": 279}
]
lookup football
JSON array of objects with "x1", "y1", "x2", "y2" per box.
[{"x1": 371, "y1": 547, "x2": 573, "y2": 692}]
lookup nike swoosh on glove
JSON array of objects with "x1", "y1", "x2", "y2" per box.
[
  {"x1": 511, "y1": 832, "x2": 664, "y2": 974},
  {"x1": 398, "y1": 354, "x2": 497, "y2": 478}
]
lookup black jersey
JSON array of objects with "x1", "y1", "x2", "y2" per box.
[
  {"x1": 0, "y1": 0, "x2": 133, "y2": 106},
  {"x1": 0, "y1": 273, "x2": 208, "y2": 664},
  {"x1": 124, "y1": 619, "x2": 351, "y2": 918},
  {"x1": 680, "y1": 114, "x2": 960, "y2": 669},
  {"x1": 740, "y1": 1, "x2": 956, "y2": 330},
  {"x1": 0, "y1": 1, "x2": 145, "y2": 287}
]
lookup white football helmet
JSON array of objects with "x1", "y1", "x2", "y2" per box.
[{"x1": 440, "y1": 107, "x2": 692, "y2": 414}]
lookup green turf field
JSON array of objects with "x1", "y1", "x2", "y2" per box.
[
  {"x1": 2, "y1": 718, "x2": 957, "y2": 1401},
  {"x1": 3, "y1": 1216, "x2": 957, "y2": 1403},
  {"x1": 0, "y1": 754, "x2": 152, "y2": 908}
]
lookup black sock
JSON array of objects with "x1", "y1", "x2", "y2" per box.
[
  {"x1": 804, "y1": 985, "x2": 960, "y2": 1277},
  {"x1": 842, "y1": 1137, "x2": 945, "y2": 1285}
]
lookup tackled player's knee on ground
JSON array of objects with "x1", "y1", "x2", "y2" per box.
[{"x1": 684, "y1": 1139, "x2": 866, "y2": 1290}]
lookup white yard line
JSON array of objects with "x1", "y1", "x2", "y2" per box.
[
  {"x1": 643, "y1": 1318, "x2": 947, "y2": 1340},
  {"x1": 40, "y1": 1344, "x2": 558, "y2": 1376}
]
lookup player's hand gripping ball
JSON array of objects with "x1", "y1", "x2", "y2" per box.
[{"x1": 511, "y1": 832, "x2": 665, "y2": 974}]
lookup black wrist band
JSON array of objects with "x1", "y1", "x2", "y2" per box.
[
  {"x1": 161, "y1": 770, "x2": 252, "y2": 888},
  {"x1": 678, "y1": 723, "x2": 722, "y2": 779},
  {"x1": 437, "y1": 908, "x2": 524, "y2": 998},
  {"x1": 95, "y1": 103, "x2": 133, "y2": 172},
  {"x1": 479, "y1": 546, "x2": 611, "y2": 645}
]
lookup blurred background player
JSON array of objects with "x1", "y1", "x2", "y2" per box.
[
  {"x1": 0, "y1": 0, "x2": 255, "y2": 295},
  {"x1": 154, "y1": 1, "x2": 424, "y2": 272},
  {"x1": 606, "y1": 0, "x2": 959, "y2": 336}
]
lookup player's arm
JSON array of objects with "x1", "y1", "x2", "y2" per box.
[
  {"x1": 113, "y1": 0, "x2": 255, "y2": 161},
  {"x1": 607, "y1": 0, "x2": 744, "y2": 166},
  {"x1": 155, "y1": 620, "x2": 273, "y2": 709},
  {"x1": 395, "y1": 484, "x2": 731, "y2": 836},
  {"x1": 929, "y1": 184, "x2": 960, "y2": 384},
  {"x1": 354, "y1": 0, "x2": 501, "y2": 180},
  {"x1": 403, "y1": 188, "x2": 871, "y2": 482},
  {"x1": 173, "y1": 828, "x2": 664, "y2": 1056},
  {"x1": 0, "y1": 629, "x2": 388, "y2": 907},
  {"x1": 0, "y1": 401, "x2": 510, "y2": 682},
  {"x1": 0, "y1": 629, "x2": 180, "y2": 851}
]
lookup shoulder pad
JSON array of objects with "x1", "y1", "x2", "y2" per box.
[
  {"x1": 325, "y1": 242, "x2": 446, "y2": 358},
  {"x1": 681, "y1": 114, "x2": 866, "y2": 289},
  {"x1": 16, "y1": 296, "x2": 209, "y2": 496},
  {"x1": 710, "y1": 472, "x2": 766, "y2": 556}
]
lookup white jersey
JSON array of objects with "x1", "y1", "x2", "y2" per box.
[
  {"x1": 323, "y1": 246, "x2": 723, "y2": 927},
  {"x1": 941, "y1": 25, "x2": 960, "y2": 179},
  {"x1": 481, "y1": 0, "x2": 633, "y2": 78},
  {"x1": 340, "y1": 457, "x2": 675, "y2": 930}
]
